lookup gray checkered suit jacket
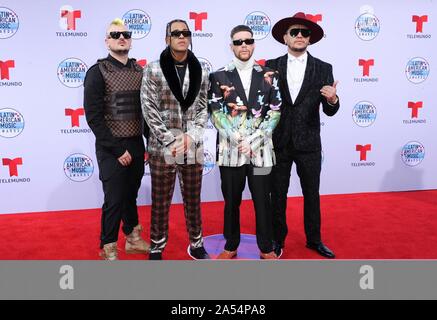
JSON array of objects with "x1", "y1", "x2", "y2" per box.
[{"x1": 141, "y1": 58, "x2": 209, "y2": 157}]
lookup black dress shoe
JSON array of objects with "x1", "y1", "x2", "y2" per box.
[
  {"x1": 189, "y1": 246, "x2": 211, "y2": 260},
  {"x1": 149, "y1": 252, "x2": 162, "y2": 260},
  {"x1": 273, "y1": 241, "x2": 283, "y2": 258},
  {"x1": 306, "y1": 243, "x2": 335, "y2": 259}
]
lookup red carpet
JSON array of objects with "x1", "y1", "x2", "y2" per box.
[{"x1": 1, "y1": 190, "x2": 437, "y2": 259}]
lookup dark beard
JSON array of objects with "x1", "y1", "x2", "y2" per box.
[
  {"x1": 290, "y1": 46, "x2": 306, "y2": 53},
  {"x1": 238, "y1": 55, "x2": 251, "y2": 62},
  {"x1": 111, "y1": 49, "x2": 129, "y2": 55}
]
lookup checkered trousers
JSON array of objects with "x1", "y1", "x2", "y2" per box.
[{"x1": 149, "y1": 155, "x2": 204, "y2": 253}]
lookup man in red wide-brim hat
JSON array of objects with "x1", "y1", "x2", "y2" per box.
[{"x1": 266, "y1": 12, "x2": 340, "y2": 259}]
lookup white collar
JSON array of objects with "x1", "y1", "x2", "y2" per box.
[
  {"x1": 233, "y1": 57, "x2": 255, "y2": 71},
  {"x1": 288, "y1": 51, "x2": 308, "y2": 64}
]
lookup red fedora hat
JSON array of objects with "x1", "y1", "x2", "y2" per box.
[{"x1": 272, "y1": 12, "x2": 324, "y2": 45}]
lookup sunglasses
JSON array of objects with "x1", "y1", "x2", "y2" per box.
[
  {"x1": 232, "y1": 38, "x2": 255, "y2": 46},
  {"x1": 170, "y1": 30, "x2": 192, "y2": 38},
  {"x1": 108, "y1": 31, "x2": 132, "y2": 40},
  {"x1": 289, "y1": 28, "x2": 311, "y2": 38}
]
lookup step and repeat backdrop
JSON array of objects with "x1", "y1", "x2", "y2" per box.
[{"x1": 1, "y1": 0, "x2": 436, "y2": 214}]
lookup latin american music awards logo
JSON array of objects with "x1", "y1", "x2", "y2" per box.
[
  {"x1": 57, "y1": 58, "x2": 87, "y2": 88},
  {"x1": 205, "y1": 118, "x2": 215, "y2": 130},
  {"x1": 123, "y1": 9, "x2": 151, "y2": 39},
  {"x1": 0, "y1": 108, "x2": 24, "y2": 138},
  {"x1": 64, "y1": 153, "x2": 94, "y2": 182},
  {"x1": 198, "y1": 57, "x2": 213, "y2": 74},
  {"x1": 0, "y1": 7, "x2": 19, "y2": 39},
  {"x1": 352, "y1": 101, "x2": 377, "y2": 127},
  {"x1": 401, "y1": 141, "x2": 425, "y2": 167},
  {"x1": 244, "y1": 11, "x2": 271, "y2": 40},
  {"x1": 203, "y1": 149, "x2": 215, "y2": 176},
  {"x1": 355, "y1": 6, "x2": 380, "y2": 41},
  {"x1": 405, "y1": 57, "x2": 430, "y2": 84}
]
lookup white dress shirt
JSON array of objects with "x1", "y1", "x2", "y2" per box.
[
  {"x1": 233, "y1": 57, "x2": 254, "y2": 99},
  {"x1": 287, "y1": 52, "x2": 307, "y2": 103}
]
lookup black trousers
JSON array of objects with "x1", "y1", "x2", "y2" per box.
[
  {"x1": 98, "y1": 155, "x2": 144, "y2": 248},
  {"x1": 271, "y1": 147, "x2": 322, "y2": 246},
  {"x1": 219, "y1": 165, "x2": 273, "y2": 253}
]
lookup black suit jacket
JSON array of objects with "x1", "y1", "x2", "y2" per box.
[{"x1": 266, "y1": 53, "x2": 339, "y2": 152}]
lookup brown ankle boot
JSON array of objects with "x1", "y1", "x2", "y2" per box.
[
  {"x1": 100, "y1": 242, "x2": 118, "y2": 261},
  {"x1": 125, "y1": 224, "x2": 150, "y2": 254}
]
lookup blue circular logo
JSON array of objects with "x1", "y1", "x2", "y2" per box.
[
  {"x1": 123, "y1": 9, "x2": 152, "y2": 39},
  {"x1": 405, "y1": 57, "x2": 430, "y2": 84},
  {"x1": 401, "y1": 141, "x2": 425, "y2": 167},
  {"x1": 64, "y1": 153, "x2": 94, "y2": 182},
  {"x1": 355, "y1": 13, "x2": 380, "y2": 41},
  {"x1": 57, "y1": 58, "x2": 87, "y2": 88},
  {"x1": 203, "y1": 149, "x2": 215, "y2": 176},
  {"x1": 198, "y1": 57, "x2": 214, "y2": 74},
  {"x1": 0, "y1": 108, "x2": 24, "y2": 138},
  {"x1": 244, "y1": 11, "x2": 271, "y2": 40},
  {"x1": 205, "y1": 118, "x2": 215, "y2": 130},
  {"x1": 0, "y1": 7, "x2": 19, "y2": 39},
  {"x1": 352, "y1": 101, "x2": 377, "y2": 127}
]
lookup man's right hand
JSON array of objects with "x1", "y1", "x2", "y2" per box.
[
  {"x1": 169, "y1": 135, "x2": 184, "y2": 157},
  {"x1": 238, "y1": 139, "x2": 252, "y2": 156},
  {"x1": 118, "y1": 150, "x2": 132, "y2": 166},
  {"x1": 170, "y1": 134, "x2": 194, "y2": 157}
]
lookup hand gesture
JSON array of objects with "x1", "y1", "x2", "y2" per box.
[{"x1": 320, "y1": 81, "x2": 339, "y2": 104}]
